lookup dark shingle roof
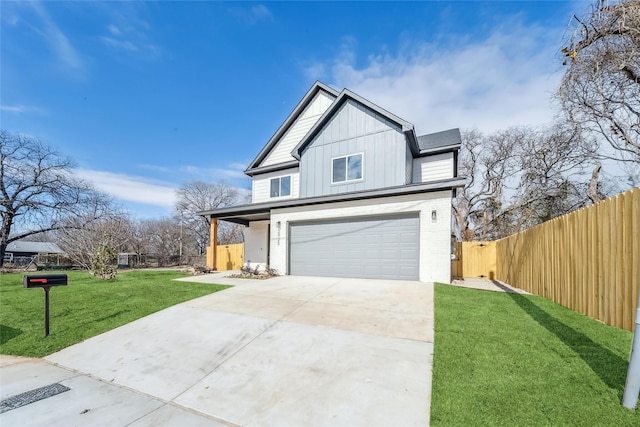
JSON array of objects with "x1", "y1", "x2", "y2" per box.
[{"x1": 416, "y1": 128, "x2": 462, "y2": 154}]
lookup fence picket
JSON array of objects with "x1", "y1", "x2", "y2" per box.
[{"x1": 458, "y1": 188, "x2": 639, "y2": 331}]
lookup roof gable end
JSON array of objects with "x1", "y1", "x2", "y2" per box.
[
  {"x1": 245, "y1": 81, "x2": 339, "y2": 174},
  {"x1": 291, "y1": 89, "x2": 418, "y2": 160}
]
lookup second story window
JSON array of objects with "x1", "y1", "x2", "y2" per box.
[
  {"x1": 270, "y1": 176, "x2": 291, "y2": 198},
  {"x1": 332, "y1": 153, "x2": 363, "y2": 183}
]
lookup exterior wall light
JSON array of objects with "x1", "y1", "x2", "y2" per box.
[{"x1": 432, "y1": 210, "x2": 437, "y2": 222}]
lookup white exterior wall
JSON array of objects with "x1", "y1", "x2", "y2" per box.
[
  {"x1": 251, "y1": 168, "x2": 300, "y2": 203},
  {"x1": 243, "y1": 220, "x2": 269, "y2": 270},
  {"x1": 268, "y1": 191, "x2": 453, "y2": 283},
  {"x1": 261, "y1": 91, "x2": 335, "y2": 167},
  {"x1": 412, "y1": 153, "x2": 454, "y2": 183}
]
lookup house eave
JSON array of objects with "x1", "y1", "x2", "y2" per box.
[
  {"x1": 244, "y1": 160, "x2": 299, "y2": 177},
  {"x1": 416, "y1": 143, "x2": 461, "y2": 157},
  {"x1": 198, "y1": 177, "x2": 466, "y2": 222}
]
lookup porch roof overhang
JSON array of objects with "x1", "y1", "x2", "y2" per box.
[{"x1": 198, "y1": 176, "x2": 466, "y2": 226}]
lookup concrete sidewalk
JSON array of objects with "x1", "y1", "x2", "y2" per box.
[
  {"x1": 1, "y1": 275, "x2": 434, "y2": 426},
  {"x1": 1, "y1": 355, "x2": 224, "y2": 426}
]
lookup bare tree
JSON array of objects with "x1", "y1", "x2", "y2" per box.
[
  {"x1": 217, "y1": 222, "x2": 245, "y2": 245},
  {"x1": 56, "y1": 213, "x2": 133, "y2": 279},
  {"x1": 453, "y1": 129, "x2": 522, "y2": 241},
  {"x1": 512, "y1": 123, "x2": 599, "y2": 227},
  {"x1": 0, "y1": 130, "x2": 113, "y2": 266},
  {"x1": 175, "y1": 180, "x2": 248, "y2": 253},
  {"x1": 138, "y1": 218, "x2": 182, "y2": 266},
  {"x1": 128, "y1": 220, "x2": 153, "y2": 262},
  {"x1": 559, "y1": 0, "x2": 640, "y2": 163},
  {"x1": 454, "y1": 125, "x2": 600, "y2": 241}
]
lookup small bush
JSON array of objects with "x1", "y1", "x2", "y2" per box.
[
  {"x1": 90, "y1": 245, "x2": 117, "y2": 280},
  {"x1": 232, "y1": 264, "x2": 278, "y2": 280}
]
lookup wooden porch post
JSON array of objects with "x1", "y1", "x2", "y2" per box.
[{"x1": 210, "y1": 218, "x2": 218, "y2": 270}]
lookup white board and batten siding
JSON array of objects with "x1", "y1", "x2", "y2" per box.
[
  {"x1": 261, "y1": 91, "x2": 335, "y2": 167},
  {"x1": 252, "y1": 168, "x2": 300, "y2": 203},
  {"x1": 412, "y1": 153, "x2": 454, "y2": 183}
]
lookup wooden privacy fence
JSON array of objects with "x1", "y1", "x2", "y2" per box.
[
  {"x1": 452, "y1": 241, "x2": 497, "y2": 279},
  {"x1": 454, "y1": 187, "x2": 639, "y2": 331},
  {"x1": 206, "y1": 243, "x2": 244, "y2": 271}
]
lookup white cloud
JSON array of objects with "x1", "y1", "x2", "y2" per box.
[
  {"x1": 100, "y1": 36, "x2": 139, "y2": 52},
  {"x1": 317, "y1": 21, "x2": 563, "y2": 134},
  {"x1": 138, "y1": 162, "x2": 251, "y2": 184},
  {"x1": 99, "y1": 9, "x2": 161, "y2": 58},
  {"x1": 75, "y1": 169, "x2": 177, "y2": 208},
  {"x1": 107, "y1": 24, "x2": 121, "y2": 35},
  {"x1": 250, "y1": 4, "x2": 273, "y2": 22},
  {"x1": 138, "y1": 164, "x2": 174, "y2": 174},
  {"x1": 180, "y1": 163, "x2": 249, "y2": 181},
  {"x1": 0, "y1": 104, "x2": 47, "y2": 115},
  {"x1": 212, "y1": 168, "x2": 248, "y2": 180},
  {"x1": 74, "y1": 167, "x2": 252, "y2": 218},
  {"x1": 29, "y1": 1, "x2": 83, "y2": 72},
  {"x1": 230, "y1": 4, "x2": 274, "y2": 25}
]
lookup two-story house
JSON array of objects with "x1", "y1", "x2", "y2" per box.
[{"x1": 199, "y1": 81, "x2": 465, "y2": 283}]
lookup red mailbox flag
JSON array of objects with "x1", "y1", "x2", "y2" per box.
[{"x1": 23, "y1": 274, "x2": 67, "y2": 288}]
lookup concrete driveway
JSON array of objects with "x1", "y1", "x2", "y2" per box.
[{"x1": 1, "y1": 274, "x2": 434, "y2": 426}]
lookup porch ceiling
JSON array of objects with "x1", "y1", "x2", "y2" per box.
[{"x1": 218, "y1": 212, "x2": 270, "y2": 226}]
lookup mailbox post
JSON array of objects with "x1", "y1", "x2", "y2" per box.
[{"x1": 23, "y1": 274, "x2": 68, "y2": 337}]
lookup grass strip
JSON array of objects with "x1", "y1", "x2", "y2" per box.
[
  {"x1": 431, "y1": 283, "x2": 639, "y2": 426},
  {"x1": 0, "y1": 270, "x2": 229, "y2": 357}
]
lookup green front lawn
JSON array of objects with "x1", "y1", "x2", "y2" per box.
[
  {"x1": 0, "y1": 270, "x2": 229, "y2": 357},
  {"x1": 431, "y1": 283, "x2": 639, "y2": 426}
]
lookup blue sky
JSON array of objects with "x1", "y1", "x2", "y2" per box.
[{"x1": 1, "y1": 1, "x2": 588, "y2": 218}]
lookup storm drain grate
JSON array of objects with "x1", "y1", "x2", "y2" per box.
[{"x1": 0, "y1": 383, "x2": 70, "y2": 414}]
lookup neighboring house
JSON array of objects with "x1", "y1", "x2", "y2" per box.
[
  {"x1": 199, "y1": 81, "x2": 465, "y2": 282},
  {"x1": 3, "y1": 241, "x2": 65, "y2": 265}
]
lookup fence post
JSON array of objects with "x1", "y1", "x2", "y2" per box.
[{"x1": 623, "y1": 289, "x2": 640, "y2": 410}]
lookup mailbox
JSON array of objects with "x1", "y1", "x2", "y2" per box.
[
  {"x1": 23, "y1": 274, "x2": 68, "y2": 337},
  {"x1": 23, "y1": 274, "x2": 68, "y2": 288}
]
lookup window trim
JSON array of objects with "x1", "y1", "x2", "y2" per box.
[
  {"x1": 331, "y1": 152, "x2": 364, "y2": 184},
  {"x1": 269, "y1": 175, "x2": 292, "y2": 198}
]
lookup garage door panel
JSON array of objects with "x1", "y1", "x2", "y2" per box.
[{"x1": 289, "y1": 214, "x2": 419, "y2": 280}]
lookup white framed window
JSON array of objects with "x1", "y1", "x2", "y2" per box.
[
  {"x1": 332, "y1": 153, "x2": 363, "y2": 183},
  {"x1": 270, "y1": 175, "x2": 291, "y2": 198}
]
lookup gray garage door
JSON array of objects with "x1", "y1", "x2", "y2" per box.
[{"x1": 289, "y1": 214, "x2": 419, "y2": 280}]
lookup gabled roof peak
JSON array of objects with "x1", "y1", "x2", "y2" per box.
[
  {"x1": 339, "y1": 89, "x2": 414, "y2": 133},
  {"x1": 244, "y1": 81, "x2": 339, "y2": 174},
  {"x1": 244, "y1": 82, "x2": 461, "y2": 173},
  {"x1": 291, "y1": 88, "x2": 417, "y2": 160}
]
